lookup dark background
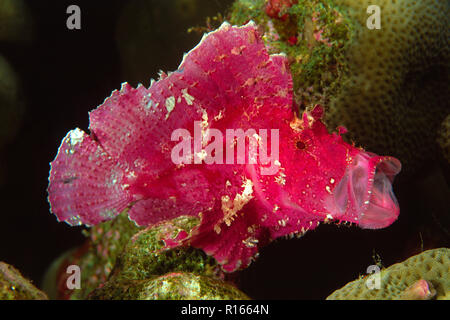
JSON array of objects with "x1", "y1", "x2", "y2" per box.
[{"x1": 0, "y1": 0, "x2": 448, "y2": 299}]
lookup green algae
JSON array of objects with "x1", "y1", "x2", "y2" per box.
[
  {"x1": 89, "y1": 215, "x2": 247, "y2": 299},
  {"x1": 229, "y1": 0, "x2": 355, "y2": 110},
  {"x1": 110, "y1": 216, "x2": 220, "y2": 282},
  {"x1": 68, "y1": 210, "x2": 142, "y2": 299},
  {"x1": 41, "y1": 210, "x2": 142, "y2": 299}
]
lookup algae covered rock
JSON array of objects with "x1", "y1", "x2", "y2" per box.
[
  {"x1": 44, "y1": 213, "x2": 247, "y2": 300},
  {"x1": 109, "y1": 216, "x2": 221, "y2": 282},
  {"x1": 87, "y1": 216, "x2": 248, "y2": 299},
  {"x1": 89, "y1": 272, "x2": 249, "y2": 300},
  {"x1": 326, "y1": 248, "x2": 450, "y2": 300},
  {"x1": 0, "y1": 262, "x2": 48, "y2": 300},
  {"x1": 42, "y1": 211, "x2": 142, "y2": 299},
  {"x1": 230, "y1": 0, "x2": 353, "y2": 108},
  {"x1": 229, "y1": 0, "x2": 449, "y2": 174}
]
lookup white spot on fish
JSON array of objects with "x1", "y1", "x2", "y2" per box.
[
  {"x1": 99, "y1": 209, "x2": 117, "y2": 219},
  {"x1": 165, "y1": 96, "x2": 175, "y2": 119},
  {"x1": 144, "y1": 93, "x2": 153, "y2": 109},
  {"x1": 220, "y1": 179, "x2": 254, "y2": 227},
  {"x1": 196, "y1": 150, "x2": 208, "y2": 161},
  {"x1": 214, "y1": 110, "x2": 224, "y2": 121},
  {"x1": 324, "y1": 214, "x2": 333, "y2": 223},
  {"x1": 242, "y1": 237, "x2": 259, "y2": 248},
  {"x1": 275, "y1": 171, "x2": 286, "y2": 185},
  {"x1": 68, "y1": 128, "x2": 84, "y2": 147},
  {"x1": 66, "y1": 215, "x2": 82, "y2": 226},
  {"x1": 181, "y1": 88, "x2": 194, "y2": 105}
]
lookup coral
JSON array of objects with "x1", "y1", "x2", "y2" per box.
[
  {"x1": 88, "y1": 272, "x2": 249, "y2": 300},
  {"x1": 0, "y1": 262, "x2": 48, "y2": 300},
  {"x1": 48, "y1": 22, "x2": 401, "y2": 273},
  {"x1": 326, "y1": 0, "x2": 449, "y2": 175},
  {"x1": 229, "y1": 0, "x2": 450, "y2": 174},
  {"x1": 437, "y1": 115, "x2": 450, "y2": 163},
  {"x1": 326, "y1": 248, "x2": 450, "y2": 300}
]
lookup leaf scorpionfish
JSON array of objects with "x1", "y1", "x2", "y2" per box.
[{"x1": 48, "y1": 22, "x2": 401, "y2": 272}]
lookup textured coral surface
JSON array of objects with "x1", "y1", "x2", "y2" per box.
[
  {"x1": 327, "y1": 248, "x2": 450, "y2": 300},
  {"x1": 327, "y1": 0, "x2": 449, "y2": 174},
  {"x1": 230, "y1": 0, "x2": 450, "y2": 174}
]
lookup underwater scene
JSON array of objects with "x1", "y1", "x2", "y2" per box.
[{"x1": 0, "y1": 0, "x2": 449, "y2": 302}]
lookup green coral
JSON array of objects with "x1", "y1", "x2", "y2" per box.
[
  {"x1": 229, "y1": 0, "x2": 450, "y2": 174},
  {"x1": 327, "y1": 248, "x2": 450, "y2": 300},
  {"x1": 0, "y1": 262, "x2": 48, "y2": 300}
]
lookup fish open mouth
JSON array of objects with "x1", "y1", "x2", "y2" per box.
[{"x1": 332, "y1": 152, "x2": 402, "y2": 229}]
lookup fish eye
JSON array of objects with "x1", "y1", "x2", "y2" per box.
[{"x1": 296, "y1": 140, "x2": 306, "y2": 150}]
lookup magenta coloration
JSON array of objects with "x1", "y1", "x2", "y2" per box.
[{"x1": 48, "y1": 22, "x2": 401, "y2": 272}]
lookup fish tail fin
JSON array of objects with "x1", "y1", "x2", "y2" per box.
[{"x1": 48, "y1": 128, "x2": 132, "y2": 226}]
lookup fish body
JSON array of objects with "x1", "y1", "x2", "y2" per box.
[{"x1": 48, "y1": 22, "x2": 401, "y2": 272}]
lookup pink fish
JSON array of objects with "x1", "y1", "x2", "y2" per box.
[{"x1": 48, "y1": 22, "x2": 401, "y2": 272}]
